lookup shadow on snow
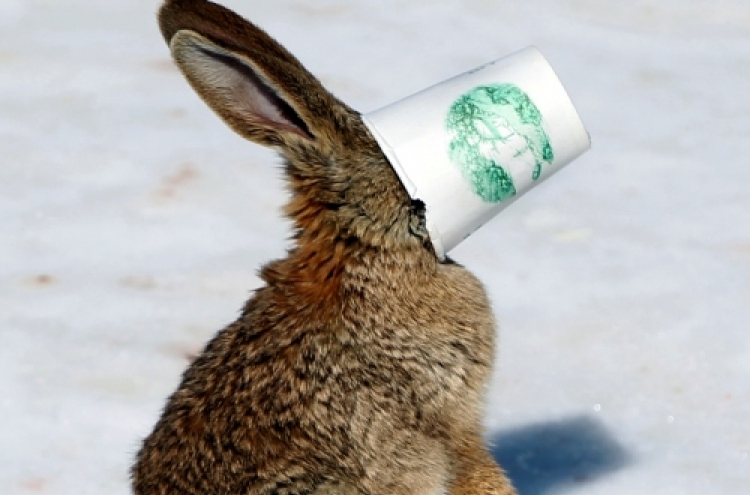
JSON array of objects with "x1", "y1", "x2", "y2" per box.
[{"x1": 490, "y1": 415, "x2": 632, "y2": 495}]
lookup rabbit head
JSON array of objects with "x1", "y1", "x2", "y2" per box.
[{"x1": 159, "y1": 0, "x2": 432, "y2": 257}]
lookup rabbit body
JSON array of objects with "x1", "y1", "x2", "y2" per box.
[
  {"x1": 133, "y1": 2, "x2": 516, "y2": 495},
  {"x1": 134, "y1": 251, "x2": 499, "y2": 495}
]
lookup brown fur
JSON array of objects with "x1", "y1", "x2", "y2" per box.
[{"x1": 132, "y1": 1, "x2": 517, "y2": 495}]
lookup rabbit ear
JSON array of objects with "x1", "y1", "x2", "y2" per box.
[{"x1": 159, "y1": 0, "x2": 340, "y2": 148}]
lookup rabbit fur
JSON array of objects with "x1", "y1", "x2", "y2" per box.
[{"x1": 132, "y1": 1, "x2": 517, "y2": 495}]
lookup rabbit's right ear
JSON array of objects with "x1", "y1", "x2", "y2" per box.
[{"x1": 158, "y1": 0, "x2": 342, "y2": 148}]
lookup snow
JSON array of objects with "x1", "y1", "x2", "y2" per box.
[{"x1": 1, "y1": 1, "x2": 748, "y2": 494}]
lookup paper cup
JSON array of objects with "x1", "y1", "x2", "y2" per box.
[{"x1": 362, "y1": 46, "x2": 590, "y2": 259}]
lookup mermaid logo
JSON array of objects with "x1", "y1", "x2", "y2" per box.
[{"x1": 446, "y1": 84, "x2": 554, "y2": 203}]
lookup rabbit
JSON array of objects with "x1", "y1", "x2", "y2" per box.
[{"x1": 132, "y1": 1, "x2": 517, "y2": 495}]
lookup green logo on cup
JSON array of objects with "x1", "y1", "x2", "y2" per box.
[{"x1": 446, "y1": 84, "x2": 554, "y2": 203}]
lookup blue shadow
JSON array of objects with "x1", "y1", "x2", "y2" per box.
[{"x1": 490, "y1": 415, "x2": 632, "y2": 495}]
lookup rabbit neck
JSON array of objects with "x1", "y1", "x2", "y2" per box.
[{"x1": 259, "y1": 222, "x2": 437, "y2": 313}]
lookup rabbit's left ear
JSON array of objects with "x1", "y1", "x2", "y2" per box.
[{"x1": 159, "y1": 0, "x2": 342, "y2": 148}]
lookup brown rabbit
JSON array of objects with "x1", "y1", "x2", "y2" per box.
[{"x1": 132, "y1": 1, "x2": 517, "y2": 495}]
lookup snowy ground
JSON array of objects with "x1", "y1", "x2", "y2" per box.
[{"x1": 1, "y1": 1, "x2": 749, "y2": 494}]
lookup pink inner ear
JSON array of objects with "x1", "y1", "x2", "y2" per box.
[
  {"x1": 177, "y1": 36, "x2": 313, "y2": 139},
  {"x1": 212, "y1": 51, "x2": 312, "y2": 138}
]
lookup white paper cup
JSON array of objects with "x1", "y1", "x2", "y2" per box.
[{"x1": 362, "y1": 46, "x2": 591, "y2": 259}]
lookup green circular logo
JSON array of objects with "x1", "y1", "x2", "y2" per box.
[{"x1": 446, "y1": 83, "x2": 554, "y2": 203}]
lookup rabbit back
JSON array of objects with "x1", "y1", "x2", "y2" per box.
[{"x1": 133, "y1": 253, "x2": 495, "y2": 495}]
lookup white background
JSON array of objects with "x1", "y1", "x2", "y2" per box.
[{"x1": 1, "y1": 1, "x2": 748, "y2": 494}]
